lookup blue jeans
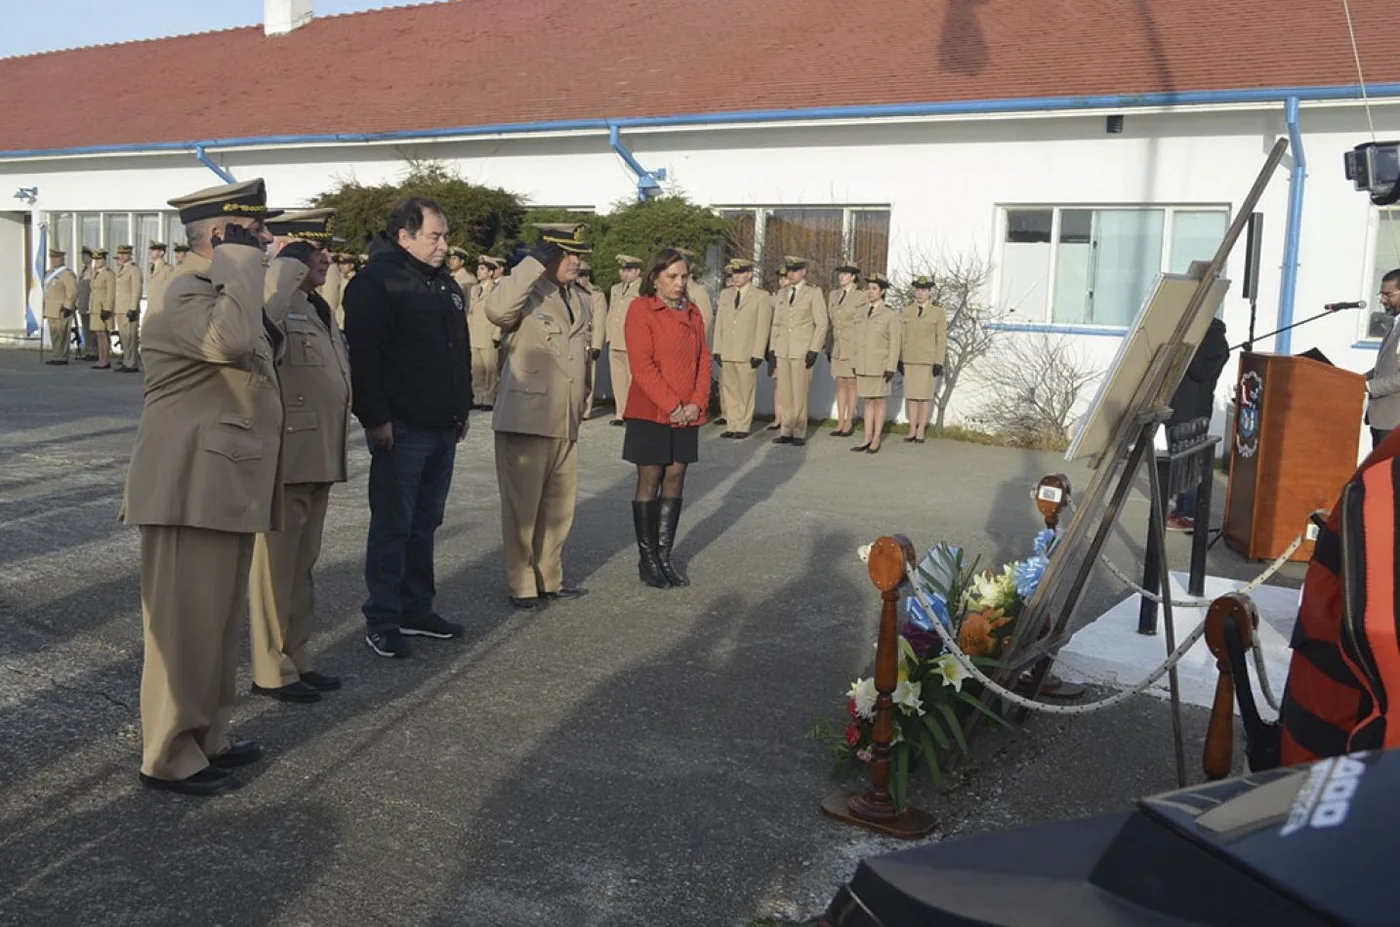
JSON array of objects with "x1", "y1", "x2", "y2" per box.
[
  {"x1": 363, "y1": 421, "x2": 458, "y2": 633},
  {"x1": 1174, "y1": 490, "x2": 1197, "y2": 519}
]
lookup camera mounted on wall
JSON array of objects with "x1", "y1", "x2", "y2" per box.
[{"x1": 1344, "y1": 141, "x2": 1400, "y2": 205}]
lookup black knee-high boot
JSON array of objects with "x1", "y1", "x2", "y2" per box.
[
  {"x1": 632, "y1": 500, "x2": 669, "y2": 588},
  {"x1": 656, "y1": 497, "x2": 689, "y2": 586}
]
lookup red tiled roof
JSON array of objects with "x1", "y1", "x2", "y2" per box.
[{"x1": 1, "y1": 0, "x2": 1397, "y2": 154}]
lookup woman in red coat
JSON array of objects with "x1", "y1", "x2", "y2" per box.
[{"x1": 623, "y1": 248, "x2": 711, "y2": 588}]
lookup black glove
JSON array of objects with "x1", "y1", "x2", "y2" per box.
[
  {"x1": 590, "y1": 347, "x2": 601, "y2": 361},
  {"x1": 213, "y1": 222, "x2": 263, "y2": 249},
  {"x1": 504, "y1": 245, "x2": 531, "y2": 272},
  {"x1": 531, "y1": 241, "x2": 565, "y2": 268},
  {"x1": 883, "y1": 371, "x2": 894, "y2": 383},
  {"x1": 805, "y1": 350, "x2": 818, "y2": 369},
  {"x1": 277, "y1": 241, "x2": 317, "y2": 266},
  {"x1": 712, "y1": 353, "x2": 722, "y2": 364},
  {"x1": 933, "y1": 363, "x2": 944, "y2": 376},
  {"x1": 825, "y1": 350, "x2": 831, "y2": 362},
  {"x1": 60, "y1": 308, "x2": 73, "y2": 318},
  {"x1": 897, "y1": 361, "x2": 904, "y2": 375},
  {"x1": 126, "y1": 310, "x2": 139, "y2": 322},
  {"x1": 750, "y1": 356, "x2": 762, "y2": 369},
  {"x1": 100, "y1": 310, "x2": 113, "y2": 322}
]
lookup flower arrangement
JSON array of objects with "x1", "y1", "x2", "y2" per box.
[{"x1": 833, "y1": 529, "x2": 1058, "y2": 808}]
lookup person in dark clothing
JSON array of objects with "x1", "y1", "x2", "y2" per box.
[
  {"x1": 343, "y1": 197, "x2": 473, "y2": 658},
  {"x1": 1167, "y1": 315, "x2": 1230, "y2": 530}
]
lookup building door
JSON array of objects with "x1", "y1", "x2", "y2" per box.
[{"x1": 0, "y1": 212, "x2": 30, "y2": 333}]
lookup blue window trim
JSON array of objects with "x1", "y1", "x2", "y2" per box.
[
  {"x1": 1352, "y1": 340, "x2": 1382, "y2": 351},
  {"x1": 986, "y1": 322, "x2": 1128, "y2": 337}
]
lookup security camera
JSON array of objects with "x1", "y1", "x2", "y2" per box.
[{"x1": 1344, "y1": 142, "x2": 1400, "y2": 205}]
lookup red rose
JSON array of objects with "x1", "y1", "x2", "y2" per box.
[
  {"x1": 847, "y1": 699, "x2": 858, "y2": 719},
  {"x1": 844, "y1": 723, "x2": 862, "y2": 747}
]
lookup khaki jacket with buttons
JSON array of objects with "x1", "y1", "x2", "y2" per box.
[
  {"x1": 469, "y1": 278, "x2": 501, "y2": 349},
  {"x1": 115, "y1": 261, "x2": 142, "y2": 316},
  {"x1": 147, "y1": 261, "x2": 175, "y2": 315},
  {"x1": 485, "y1": 256, "x2": 592, "y2": 441},
  {"x1": 265, "y1": 258, "x2": 352, "y2": 485},
  {"x1": 901, "y1": 301, "x2": 948, "y2": 366},
  {"x1": 769, "y1": 280, "x2": 829, "y2": 359},
  {"x1": 688, "y1": 280, "x2": 713, "y2": 348},
  {"x1": 42, "y1": 267, "x2": 78, "y2": 319},
  {"x1": 713, "y1": 282, "x2": 774, "y2": 362},
  {"x1": 853, "y1": 299, "x2": 903, "y2": 377},
  {"x1": 827, "y1": 284, "x2": 869, "y2": 361},
  {"x1": 586, "y1": 284, "x2": 607, "y2": 351},
  {"x1": 605, "y1": 278, "x2": 640, "y2": 348},
  {"x1": 120, "y1": 245, "x2": 294, "y2": 534},
  {"x1": 89, "y1": 265, "x2": 116, "y2": 328}
]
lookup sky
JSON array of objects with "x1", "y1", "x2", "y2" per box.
[{"x1": 0, "y1": 0, "x2": 436, "y2": 59}]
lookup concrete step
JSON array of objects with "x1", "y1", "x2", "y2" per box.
[{"x1": 0, "y1": 330, "x2": 37, "y2": 346}]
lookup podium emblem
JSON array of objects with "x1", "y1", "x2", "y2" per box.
[{"x1": 1235, "y1": 371, "x2": 1263, "y2": 458}]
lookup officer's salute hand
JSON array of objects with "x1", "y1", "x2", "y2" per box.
[
  {"x1": 213, "y1": 223, "x2": 263, "y2": 249},
  {"x1": 277, "y1": 241, "x2": 317, "y2": 267}
]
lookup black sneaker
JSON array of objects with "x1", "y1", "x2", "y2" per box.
[
  {"x1": 365, "y1": 629, "x2": 411, "y2": 658},
  {"x1": 399, "y1": 613, "x2": 463, "y2": 639}
]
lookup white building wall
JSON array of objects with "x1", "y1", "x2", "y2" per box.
[{"x1": 4, "y1": 100, "x2": 1398, "y2": 445}]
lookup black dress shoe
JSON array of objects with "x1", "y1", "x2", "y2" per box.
[
  {"x1": 543, "y1": 585, "x2": 586, "y2": 600},
  {"x1": 852, "y1": 443, "x2": 871, "y2": 452},
  {"x1": 903, "y1": 436, "x2": 918, "y2": 443},
  {"x1": 610, "y1": 419, "x2": 625, "y2": 427},
  {"x1": 510, "y1": 596, "x2": 547, "y2": 610},
  {"x1": 729, "y1": 431, "x2": 749, "y2": 439},
  {"x1": 772, "y1": 435, "x2": 793, "y2": 445},
  {"x1": 915, "y1": 437, "x2": 926, "y2": 444},
  {"x1": 300, "y1": 670, "x2": 342, "y2": 691},
  {"x1": 720, "y1": 431, "x2": 735, "y2": 438},
  {"x1": 140, "y1": 766, "x2": 240, "y2": 796},
  {"x1": 251, "y1": 681, "x2": 321, "y2": 704},
  {"x1": 713, "y1": 418, "x2": 727, "y2": 426},
  {"x1": 792, "y1": 437, "x2": 806, "y2": 447},
  {"x1": 867, "y1": 444, "x2": 882, "y2": 455},
  {"x1": 45, "y1": 359, "x2": 68, "y2": 366},
  {"x1": 209, "y1": 739, "x2": 264, "y2": 769}
]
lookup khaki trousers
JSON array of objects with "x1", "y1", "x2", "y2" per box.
[
  {"x1": 139, "y1": 525, "x2": 253, "y2": 780},
  {"x1": 494, "y1": 432, "x2": 578, "y2": 599},
  {"x1": 249, "y1": 482, "x2": 331, "y2": 688},
  {"x1": 118, "y1": 316, "x2": 140, "y2": 370},
  {"x1": 721, "y1": 361, "x2": 758, "y2": 434},
  {"x1": 584, "y1": 354, "x2": 599, "y2": 419},
  {"x1": 46, "y1": 317, "x2": 71, "y2": 361},
  {"x1": 776, "y1": 357, "x2": 812, "y2": 438},
  {"x1": 472, "y1": 346, "x2": 500, "y2": 406},
  {"x1": 609, "y1": 348, "x2": 631, "y2": 419}
]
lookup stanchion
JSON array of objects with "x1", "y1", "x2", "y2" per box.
[{"x1": 821, "y1": 534, "x2": 936, "y2": 839}]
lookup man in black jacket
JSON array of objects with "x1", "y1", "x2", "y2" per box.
[
  {"x1": 344, "y1": 197, "x2": 473, "y2": 658},
  {"x1": 1167, "y1": 315, "x2": 1230, "y2": 531}
]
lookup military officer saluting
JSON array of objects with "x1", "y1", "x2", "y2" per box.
[
  {"x1": 113, "y1": 245, "x2": 144, "y2": 373},
  {"x1": 88, "y1": 248, "x2": 116, "y2": 368},
  {"x1": 318, "y1": 251, "x2": 344, "y2": 326},
  {"x1": 147, "y1": 242, "x2": 176, "y2": 317},
  {"x1": 604, "y1": 254, "x2": 643, "y2": 425},
  {"x1": 248, "y1": 208, "x2": 352, "y2": 704},
  {"x1": 468, "y1": 253, "x2": 503, "y2": 409},
  {"x1": 486, "y1": 223, "x2": 593, "y2": 609},
  {"x1": 42, "y1": 248, "x2": 79, "y2": 365},
  {"x1": 121, "y1": 177, "x2": 298, "y2": 796},
  {"x1": 712, "y1": 258, "x2": 773, "y2": 438},
  {"x1": 767, "y1": 256, "x2": 828, "y2": 446}
]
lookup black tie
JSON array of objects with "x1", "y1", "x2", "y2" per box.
[
  {"x1": 867, "y1": 305, "x2": 873, "y2": 318},
  {"x1": 734, "y1": 290, "x2": 741, "y2": 309},
  {"x1": 838, "y1": 291, "x2": 846, "y2": 306},
  {"x1": 560, "y1": 288, "x2": 574, "y2": 325},
  {"x1": 788, "y1": 288, "x2": 796, "y2": 305}
]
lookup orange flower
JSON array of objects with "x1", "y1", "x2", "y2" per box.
[{"x1": 958, "y1": 608, "x2": 1011, "y2": 657}]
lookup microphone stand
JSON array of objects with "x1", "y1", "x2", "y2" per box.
[{"x1": 1229, "y1": 306, "x2": 1357, "y2": 352}]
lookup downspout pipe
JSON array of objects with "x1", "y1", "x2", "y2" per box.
[
  {"x1": 193, "y1": 145, "x2": 236, "y2": 183},
  {"x1": 1278, "y1": 97, "x2": 1305, "y2": 355},
  {"x1": 607, "y1": 124, "x2": 665, "y2": 201}
]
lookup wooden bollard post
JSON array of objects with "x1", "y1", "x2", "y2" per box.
[
  {"x1": 1015, "y1": 474, "x2": 1085, "y2": 705},
  {"x1": 821, "y1": 534, "x2": 936, "y2": 839},
  {"x1": 1203, "y1": 593, "x2": 1260, "y2": 781},
  {"x1": 1034, "y1": 473, "x2": 1072, "y2": 529}
]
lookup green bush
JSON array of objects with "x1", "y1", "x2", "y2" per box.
[{"x1": 593, "y1": 196, "x2": 732, "y2": 291}]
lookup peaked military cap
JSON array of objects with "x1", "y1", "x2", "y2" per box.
[
  {"x1": 730, "y1": 258, "x2": 756, "y2": 273},
  {"x1": 149, "y1": 242, "x2": 168, "y2": 251},
  {"x1": 267, "y1": 207, "x2": 345, "y2": 245},
  {"x1": 911, "y1": 274, "x2": 935, "y2": 288},
  {"x1": 481, "y1": 255, "x2": 505, "y2": 270},
  {"x1": 116, "y1": 245, "x2": 133, "y2": 255},
  {"x1": 836, "y1": 263, "x2": 860, "y2": 275},
  {"x1": 534, "y1": 222, "x2": 592, "y2": 255},
  {"x1": 173, "y1": 243, "x2": 190, "y2": 253},
  {"x1": 167, "y1": 177, "x2": 282, "y2": 225},
  {"x1": 91, "y1": 248, "x2": 108, "y2": 258},
  {"x1": 81, "y1": 246, "x2": 92, "y2": 256},
  {"x1": 447, "y1": 246, "x2": 470, "y2": 261},
  {"x1": 578, "y1": 260, "x2": 593, "y2": 274},
  {"x1": 674, "y1": 246, "x2": 697, "y2": 260},
  {"x1": 782, "y1": 255, "x2": 809, "y2": 271},
  {"x1": 616, "y1": 253, "x2": 643, "y2": 269},
  {"x1": 335, "y1": 252, "x2": 357, "y2": 263},
  {"x1": 867, "y1": 272, "x2": 891, "y2": 288},
  {"x1": 48, "y1": 248, "x2": 65, "y2": 258}
]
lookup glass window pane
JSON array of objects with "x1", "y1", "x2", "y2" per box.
[
  {"x1": 1374, "y1": 211, "x2": 1400, "y2": 316},
  {"x1": 135, "y1": 213, "x2": 162, "y2": 281},
  {"x1": 1087, "y1": 209, "x2": 1165, "y2": 326},
  {"x1": 1169, "y1": 210, "x2": 1228, "y2": 274},
  {"x1": 852, "y1": 210, "x2": 890, "y2": 277},
  {"x1": 168, "y1": 213, "x2": 188, "y2": 249},
  {"x1": 1053, "y1": 209, "x2": 1093, "y2": 324},
  {"x1": 760, "y1": 208, "x2": 844, "y2": 284},
  {"x1": 49, "y1": 213, "x2": 74, "y2": 260},
  {"x1": 104, "y1": 214, "x2": 130, "y2": 252},
  {"x1": 721, "y1": 210, "x2": 755, "y2": 267},
  {"x1": 80, "y1": 214, "x2": 101, "y2": 252},
  {"x1": 1001, "y1": 209, "x2": 1052, "y2": 318}
]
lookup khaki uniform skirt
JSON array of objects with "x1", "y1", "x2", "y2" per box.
[
  {"x1": 833, "y1": 357, "x2": 857, "y2": 378},
  {"x1": 857, "y1": 374, "x2": 891, "y2": 399},
  {"x1": 903, "y1": 363, "x2": 936, "y2": 401}
]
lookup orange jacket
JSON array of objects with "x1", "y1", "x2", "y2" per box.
[{"x1": 623, "y1": 296, "x2": 711, "y2": 425}]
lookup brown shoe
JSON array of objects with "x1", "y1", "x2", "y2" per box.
[{"x1": 1165, "y1": 513, "x2": 1195, "y2": 532}]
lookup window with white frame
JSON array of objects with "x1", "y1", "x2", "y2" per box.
[
  {"x1": 717, "y1": 206, "x2": 890, "y2": 287},
  {"x1": 1369, "y1": 209, "x2": 1400, "y2": 339},
  {"x1": 997, "y1": 205, "x2": 1229, "y2": 327}
]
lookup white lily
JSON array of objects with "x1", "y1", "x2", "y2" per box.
[
  {"x1": 847, "y1": 677, "x2": 877, "y2": 720},
  {"x1": 894, "y1": 679, "x2": 925, "y2": 716},
  {"x1": 935, "y1": 654, "x2": 969, "y2": 692}
]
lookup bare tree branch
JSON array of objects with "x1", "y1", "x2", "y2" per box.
[{"x1": 977, "y1": 333, "x2": 1102, "y2": 449}]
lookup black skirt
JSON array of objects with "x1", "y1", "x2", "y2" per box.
[{"x1": 623, "y1": 419, "x2": 700, "y2": 466}]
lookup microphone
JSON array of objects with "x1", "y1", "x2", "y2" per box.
[{"x1": 1324, "y1": 299, "x2": 1367, "y2": 311}]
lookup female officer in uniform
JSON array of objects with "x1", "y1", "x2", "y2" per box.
[
  {"x1": 850, "y1": 273, "x2": 902, "y2": 455},
  {"x1": 900, "y1": 274, "x2": 947, "y2": 443}
]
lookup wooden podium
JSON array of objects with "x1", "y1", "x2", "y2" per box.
[{"x1": 1223, "y1": 352, "x2": 1366, "y2": 561}]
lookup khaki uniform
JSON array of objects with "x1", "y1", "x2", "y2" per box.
[
  {"x1": 148, "y1": 260, "x2": 175, "y2": 315},
  {"x1": 120, "y1": 244, "x2": 291, "y2": 781},
  {"x1": 605, "y1": 278, "x2": 641, "y2": 418},
  {"x1": 853, "y1": 299, "x2": 903, "y2": 398},
  {"x1": 827, "y1": 284, "x2": 868, "y2": 378},
  {"x1": 901, "y1": 301, "x2": 948, "y2": 401},
  {"x1": 89, "y1": 264, "x2": 116, "y2": 334},
  {"x1": 485, "y1": 256, "x2": 591, "y2": 600},
  {"x1": 688, "y1": 280, "x2": 713, "y2": 348},
  {"x1": 319, "y1": 261, "x2": 343, "y2": 328},
  {"x1": 42, "y1": 265, "x2": 78, "y2": 361},
  {"x1": 76, "y1": 265, "x2": 93, "y2": 357},
  {"x1": 115, "y1": 261, "x2": 144, "y2": 369},
  {"x1": 584, "y1": 283, "x2": 607, "y2": 418},
  {"x1": 469, "y1": 277, "x2": 502, "y2": 406},
  {"x1": 249, "y1": 260, "x2": 352, "y2": 688},
  {"x1": 713, "y1": 282, "x2": 773, "y2": 434},
  {"x1": 769, "y1": 281, "x2": 829, "y2": 437}
]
